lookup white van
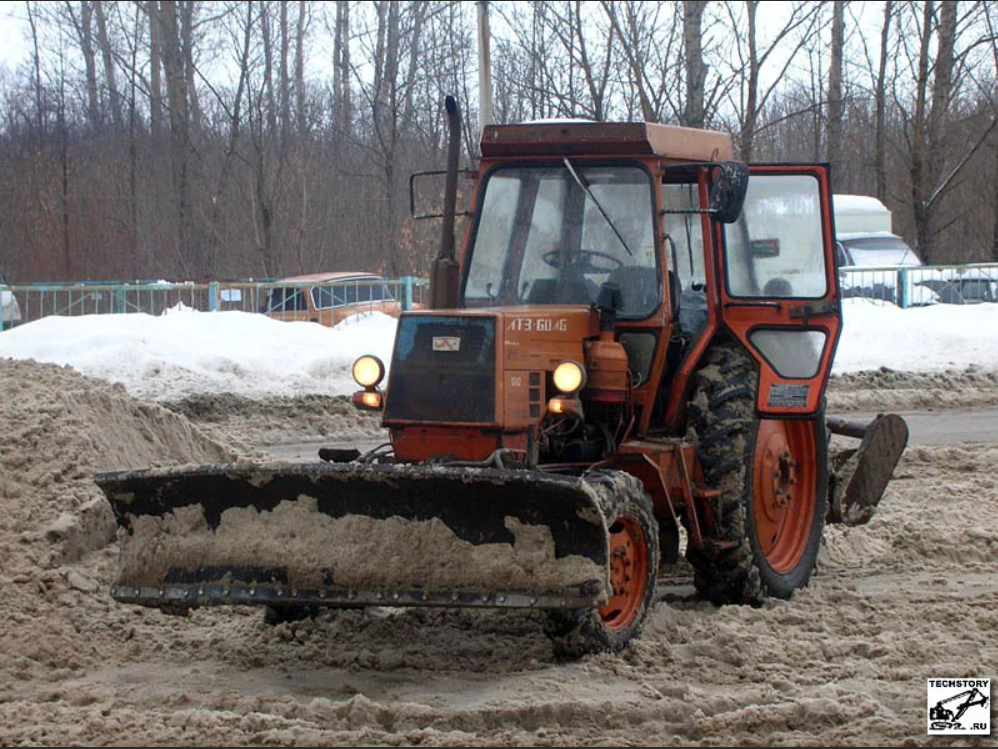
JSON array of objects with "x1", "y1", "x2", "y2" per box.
[
  {"x1": 0, "y1": 286, "x2": 21, "y2": 329},
  {"x1": 832, "y1": 195, "x2": 934, "y2": 305}
]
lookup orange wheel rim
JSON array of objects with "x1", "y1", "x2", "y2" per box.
[
  {"x1": 753, "y1": 419, "x2": 816, "y2": 574},
  {"x1": 599, "y1": 515, "x2": 649, "y2": 631}
]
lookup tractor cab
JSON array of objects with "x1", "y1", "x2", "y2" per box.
[{"x1": 462, "y1": 161, "x2": 659, "y2": 317}]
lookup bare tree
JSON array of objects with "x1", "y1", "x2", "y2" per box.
[
  {"x1": 332, "y1": 0, "x2": 351, "y2": 137},
  {"x1": 874, "y1": 0, "x2": 893, "y2": 203},
  {"x1": 149, "y1": 0, "x2": 164, "y2": 139},
  {"x1": 720, "y1": 0, "x2": 823, "y2": 160},
  {"x1": 827, "y1": 0, "x2": 845, "y2": 180},
  {"x1": 683, "y1": 0, "x2": 708, "y2": 127},
  {"x1": 94, "y1": 0, "x2": 122, "y2": 129},
  {"x1": 64, "y1": 1, "x2": 102, "y2": 130},
  {"x1": 295, "y1": 0, "x2": 308, "y2": 138}
]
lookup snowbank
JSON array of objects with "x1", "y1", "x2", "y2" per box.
[
  {"x1": 0, "y1": 309, "x2": 398, "y2": 401},
  {"x1": 835, "y1": 298, "x2": 998, "y2": 374},
  {"x1": 0, "y1": 300, "x2": 996, "y2": 400}
]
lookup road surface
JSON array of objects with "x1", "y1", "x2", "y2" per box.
[{"x1": 260, "y1": 406, "x2": 998, "y2": 462}]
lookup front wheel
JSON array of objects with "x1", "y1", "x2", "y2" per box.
[
  {"x1": 544, "y1": 474, "x2": 659, "y2": 658},
  {"x1": 686, "y1": 343, "x2": 827, "y2": 605}
]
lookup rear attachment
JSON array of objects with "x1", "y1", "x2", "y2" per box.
[
  {"x1": 826, "y1": 413, "x2": 909, "y2": 525},
  {"x1": 96, "y1": 462, "x2": 615, "y2": 612}
]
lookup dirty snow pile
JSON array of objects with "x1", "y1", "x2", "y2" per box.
[
  {"x1": 2, "y1": 355, "x2": 997, "y2": 744},
  {"x1": 0, "y1": 300, "x2": 997, "y2": 402}
]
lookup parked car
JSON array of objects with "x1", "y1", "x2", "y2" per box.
[
  {"x1": 263, "y1": 272, "x2": 402, "y2": 326},
  {"x1": 911, "y1": 268, "x2": 998, "y2": 305},
  {"x1": 835, "y1": 231, "x2": 937, "y2": 306}
]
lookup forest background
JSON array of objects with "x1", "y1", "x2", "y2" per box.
[{"x1": 0, "y1": 0, "x2": 995, "y2": 283}]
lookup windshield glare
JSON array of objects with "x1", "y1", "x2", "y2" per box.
[{"x1": 464, "y1": 164, "x2": 659, "y2": 318}]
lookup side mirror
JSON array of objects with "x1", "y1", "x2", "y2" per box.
[{"x1": 709, "y1": 161, "x2": 749, "y2": 224}]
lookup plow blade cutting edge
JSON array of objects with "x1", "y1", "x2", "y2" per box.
[{"x1": 95, "y1": 462, "x2": 613, "y2": 612}]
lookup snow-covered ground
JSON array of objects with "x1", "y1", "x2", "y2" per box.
[{"x1": 0, "y1": 299, "x2": 995, "y2": 401}]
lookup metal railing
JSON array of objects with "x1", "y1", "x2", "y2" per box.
[
  {"x1": 0, "y1": 276, "x2": 430, "y2": 328},
  {"x1": 839, "y1": 263, "x2": 998, "y2": 308},
  {"x1": 3, "y1": 262, "x2": 993, "y2": 330}
]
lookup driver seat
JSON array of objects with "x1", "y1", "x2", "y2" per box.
[{"x1": 606, "y1": 265, "x2": 659, "y2": 316}]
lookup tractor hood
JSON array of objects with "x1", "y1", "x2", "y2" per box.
[{"x1": 382, "y1": 306, "x2": 598, "y2": 462}]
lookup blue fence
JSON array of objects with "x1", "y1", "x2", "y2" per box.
[
  {"x1": 0, "y1": 276, "x2": 429, "y2": 329},
  {"x1": 2, "y1": 263, "x2": 995, "y2": 329},
  {"x1": 840, "y1": 263, "x2": 998, "y2": 308}
]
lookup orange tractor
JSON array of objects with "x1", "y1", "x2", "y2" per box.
[{"x1": 97, "y1": 98, "x2": 906, "y2": 657}]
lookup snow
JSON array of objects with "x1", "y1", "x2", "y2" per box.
[
  {"x1": 834, "y1": 298, "x2": 998, "y2": 374},
  {"x1": 0, "y1": 309, "x2": 398, "y2": 401},
  {"x1": 0, "y1": 300, "x2": 995, "y2": 400}
]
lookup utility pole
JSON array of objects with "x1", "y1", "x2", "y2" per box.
[{"x1": 477, "y1": 1, "x2": 494, "y2": 129}]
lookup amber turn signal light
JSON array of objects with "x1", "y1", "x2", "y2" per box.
[
  {"x1": 352, "y1": 389, "x2": 382, "y2": 411},
  {"x1": 547, "y1": 396, "x2": 580, "y2": 415}
]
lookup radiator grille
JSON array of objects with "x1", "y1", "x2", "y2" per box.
[{"x1": 385, "y1": 315, "x2": 496, "y2": 424}]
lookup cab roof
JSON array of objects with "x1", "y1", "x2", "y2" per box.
[{"x1": 480, "y1": 121, "x2": 734, "y2": 162}]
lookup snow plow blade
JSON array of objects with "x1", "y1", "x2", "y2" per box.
[
  {"x1": 95, "y1": 462, "x2": 611, "y2": 612},
  {"x1": 826, "y1": 413, "x2": 909, "y2": 525}
]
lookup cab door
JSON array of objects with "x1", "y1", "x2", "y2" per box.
[{"x1": 716, "y1": 166, "x2": 841, "y2": 417}]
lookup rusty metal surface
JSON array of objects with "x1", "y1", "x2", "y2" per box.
[
  {"x1": 829, "y1": 413, "x2": 910, "y2": 525},
  {"x1": 480, "y1": 122, "x2": 733, "y2": 161},
  {"x1": 95, "y1": 461, "x2": 624, "y2": 615}
]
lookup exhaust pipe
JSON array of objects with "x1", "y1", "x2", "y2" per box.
[{"x1": 431, "y1": 96, "x2": 462, "y2": 309}]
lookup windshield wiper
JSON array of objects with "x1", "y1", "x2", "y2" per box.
[{"x1": 561, "y1": 156, "x2": 633, "y2": 256}]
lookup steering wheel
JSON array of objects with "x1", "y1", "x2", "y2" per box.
[{"x1": 542, "y1": 248, "x2": 623, "y2": 274}]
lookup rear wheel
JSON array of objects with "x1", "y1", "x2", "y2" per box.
[
  {"x1": 544, "y1": 474, "x2": 659, "y2": 658},
  {"x1": 686, "y1": 343, "x2": 827, "y2": 605}
]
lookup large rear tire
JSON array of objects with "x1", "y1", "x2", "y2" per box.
[
  {"x1": 544, "y1": 473, "x2": 659, "y2": 658},
  {"x1": 686, "y1": 343, "x2": 827, "y2": 605}
]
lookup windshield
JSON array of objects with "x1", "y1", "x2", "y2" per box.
[{"x1": 463, "y1": 164, "x2": 659, "y2": 318}]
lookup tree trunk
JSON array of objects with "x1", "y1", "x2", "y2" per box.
[
  {"x1": 180, "y1": 1, "x2": 201, "y2": 134},
  {"x1": 208, "y1": 0, "x2": 253, "y2": 274},
  {"x1": 925, "y1": 0, "x2": 957, "y2": 261},
  {"x1": 826, "y1": 0, "x2": 844, "y2": 186},
  {"x1": 149, "y1": 0, "x2": 163, "y2": 139},
  {"x1": 333, "y1": 0, "x2": 351, "y2": 138},
  {"x1": 683, "y1": 0, "x2": 708, "y2": 128},
  {"x1": 401, "y1": 2, "x2": 426, "y2": 129},
  {"x1": 295, "y1": 0, "x2": 307, "y2": 139},
  {"x1": 94, "y1": 0, "x2": 122, "y2": 129},
  {"x1": 26, "y1": 1, "x2": 45, "y2": 141},
  {"x1": 874, "y1": 0, "x2": 892, "y2": 203},
  {"x1": 128, "y1": 1, "x2": 141, "y2": 277},
  {"x1": 71, "y1": 0, "x2": 102, "y2": 130},
  {"x1": 910, "y1": 1, "x2": 933, "y2": 264},
  {"x1": 993, "y1": 144, "x2": 998, "y2": 263},
  {"x1": 280, "y1": 0, "x2": 290, "y2": 143},
  {"x1": 160, "y1": 0, "x2": 192, "y2": 276},
  {"x1": 261, "y1": 2, "x2": 277, "y2": 136},
  {"x1": 741, "y1": 1, "x2": 760, "y2": 161}
]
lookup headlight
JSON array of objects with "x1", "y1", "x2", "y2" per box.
[
  {"x1": 352, "y1": 355, "x2": 385, "y2": 387},
  {"x1": 552, "y1": 361, "x2": 586, "y2": 394}
]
